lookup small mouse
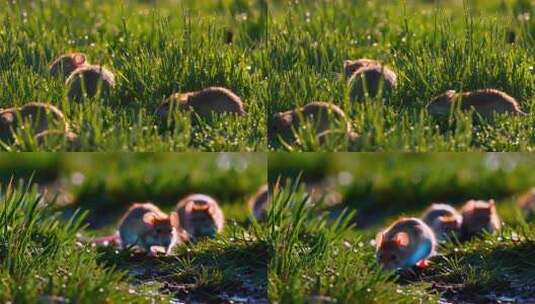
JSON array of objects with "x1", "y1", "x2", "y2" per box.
[
  {"x1": 175, "y1": 194, "x2": 225, "y2": 242},
  {"x1": 66, "y1": 65, "x2": 115, "y2": 101},
  {"x1": 248, "y1": 184, "x2": 269, "y2": 221},
  {"x1": 343, "y1": 58, "x2": 382, "y2": 79},
  {"x1": 427, "y1": 89, "x2": 526, "y2": 118},
  {"x1": 349, "y1": 65, "x2": 397, "y2": 102},
  {"x1": 117, "y1": 202, "x2": 180, "y2": 255},
  {"x1": 421, "y1": 203, "x2": 463, "y2": 241},
  {"x1": 155, "y1": 87, "x2": 245, "y2": 120},
  {"x1": 460, "y1": 199, "x2": 501, "y2": 238},
  {"x1": 376, "y1": 217, "x2": 436, "y2": 271},
  {"x1": 269, "y1": 102, "x2": 351, "y2": 143},
  {"x1": 517, "y1": 188, "x2": 535, "y2": 219},
  {"x1": 0, "y1": 102, "x2": 68, "y2": 142},
  {"x1": 49, "y1": 53, "x2": 89, "y2": 79}
]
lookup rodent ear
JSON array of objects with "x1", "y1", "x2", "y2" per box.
[
  {"x1": 343, "y1": 60, "x2": 352, "y2": 69},
  {"x1": 73, "y1": 53, "x2": 86, "y2": 66},
  {"x1": 394, "y1": 232, "x2": 410, "y2": 247},
  {"x1": 142, "y1": 213, "x2": 156, "y2": 226}
]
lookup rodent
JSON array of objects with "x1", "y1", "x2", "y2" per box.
[
  {"x1": 117, "y1": 202, "x2": 180, "y2": 255},
  {"x1": 421, "y1": 203, "x2": 463, "y2": 242},
  {"x1": 427, "y1": 89, "x2": 527, "y2": 118},
  {"x1": 49, "y1": 53, "x2": 88, "y2": 79},
  {"x1": 376, "y1": 217, "x2": 436, "y2": 271},
  {"x1": 175, "y1": 194, "x2": 225, "y2": 242},
  {"x1": 269, "y1": 102, "x2": 352, "y2": 143},
  {"x1": 66, "y1": 65, "x2": 115, "y2": 101},
  {"x1": 343, "y1": 58, "x2": 382, "y2": 80},
  {"x1": 248, "y1": 184, "x2": 269, "y2": 221},
  {"x1": 0, "y1": 102, "x2": 68, "y2": 143},
  {"x1": 155, "y1": 87, "x2": 246, "y2": 120},
  {"x1": 348, "y1": 65, "x2": 397, "y2": 102},
  {"x1": 460, "y1": 199, "x2": 501, "y2": 238}
]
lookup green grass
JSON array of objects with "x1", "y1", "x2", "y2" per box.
[
  {"x1": 0, "y1": 153, "x2": 268, "y2": 303},
  {"x1": 1, "y1": 0, "x2": 268, "y2": 151},
  {"x1": 267, "y1": 0, "x2": 535, "y2": 151},
  {"x1": 268, "y1": 154, "x2": 535, "y2": 303}
]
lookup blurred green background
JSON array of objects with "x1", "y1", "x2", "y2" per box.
[
  {"x1": 269, "y1": 153, "x2": 535, "y2": 227},
  {"x1": 0, "y1": 153, "x2": 267, "y2": 228}
]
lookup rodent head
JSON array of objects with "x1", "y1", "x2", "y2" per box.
[
  {"x1": 463, "y1": 200, "x2": 496, "y2": 232},
  {"x1": 435, "y1": 215, "x2": 461, "y2": 238},
  {"x1": 428, "y1": 90, "x2": 457, "y2": 116},
  {"x1": 155, "y1": 93, "x2": 189, "y2": 119},
  {"x1": 376, "y1": 231, "x2": 411, "y2": 270},
  {"x1": 184, "y1": 200, "x2": 218, "y2": 238},
  {"x1": 50, "y1": 53, "x2": 87, "y2": 78},
  {"x1": 142, "y1": 212, "x2": 178, "y2": 249},
  {"x1": 269, "y1": 112, "x2": 293, "y2": 142}
]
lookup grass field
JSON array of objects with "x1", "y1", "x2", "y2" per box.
[
  {"x1": 267, "y1": 0, "x2": 535, "y2": 151},
  {"x1": 1, "y1": 0, "x2": 268, "y2": 151},
  {"x1": 268, "y1": 153, "x2": 535, "y2": 303},
  {"x1": 0, "y1": 153, "x2": 268, "y2": 303}
]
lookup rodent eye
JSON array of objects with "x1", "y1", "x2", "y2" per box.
[{"x1": 391, "y1": 254, "x2": 397, "y2": 260}]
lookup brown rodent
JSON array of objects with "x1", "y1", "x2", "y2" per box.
[
  {"x1": 460, "y1": 199, "x2": 501, "y2": 238},
  {"x1": 117, "y1": 202, "x2": 180, "y2": 255},
  {"x1": 269, "y1": 102, "x2": 351, "y2": 143},
  {"x1": 376, "y1": 217, "x2": 436, "y2": 271},
  {"x1": 66, "y1": 65, "x2": 115, "y2": 101},
  {"x1": 421, "y1": 203, "x2": 463, "y2": 242},
  {"x1": 0, "y1": 102, "x2": 68, "y2": 142},
  {"x1": 516, "y1": 188, "x2": 535, "y2": 219},
  {"x1": 343, "y1": 58, "x2": 382, "y2": 79},
  {"x1": 427, "y1": 89, "x2": 527, "y2": 118},
  {"x1": 248, "y1": 184, "x2": 269, "y2": 221},
  {"x1": 175, "y1": 194, "x2": 225, "y2": 242},
  {"x1": 349, "y1": 65, "x2": 397, "y2": 102},
  {"x1": 49, "y1": 53, "x2": 88, "y2": 79},
  {"x1": 155, "y1": 87, "x2": 245, "y2": 120}
]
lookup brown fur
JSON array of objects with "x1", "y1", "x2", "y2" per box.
[
  {"x1": 460, "y1": 199, "x2": 501, "y2": 238},
  {"x1": 0, "y1": 102, "x2": 68, "y2": 142},
  {"x1": 66, "y1": 65, "x2": 115, "y2": 101},
  {"x1": 248, "y1": 184, "x2": 269, "y2": 221},
  {"x1": 517, "y1": 188, "x2": 535, "y2": 219},
  {"x1": 156, "y1": 87, "x2": 245, "y2": 120},
  {"x1": 118, "y1": 202, "x2": 179, "y2": 255},
  {"x1": 348, "y1": 65, "x2": 397, "y2": 102},
  {"x1": 343, "y1": 58, "x2": 382, "y2": 79},
  {"x1": 421, "y1": 203, "x2": 462, "y2": 241},
  {"x1": 269, "y1": 102, "x2": 351, "y2": 143},
  {"x1": 428, "y1": 89, "x2": 526, "y2": 118},
  {"x1": 175, "y1": 194, "x2": 225, "y2": 242},
  {"x1": 49, "y1": 53, "x2": 88, "y2": 79},
  {"x1": 376, "y1": 217, "x2": 436, "y2": 270}
]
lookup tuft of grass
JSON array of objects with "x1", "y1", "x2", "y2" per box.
[{"x1": 0, "y1": 180, "x2": 163, "y2": 303}]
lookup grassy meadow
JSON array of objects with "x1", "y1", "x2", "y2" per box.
[
  {"x1": 1, "y1": 0, "x2": 268, "y2": 151},
  {"x1": 268, "y1": 153, "x2": 535, "y2": 303},
  {"x1": 267, "y1": 0, "x2": 535, "y2": 151},
  {"x1": 0, "y1": 153, "x2": 268, "y2": 303}
]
